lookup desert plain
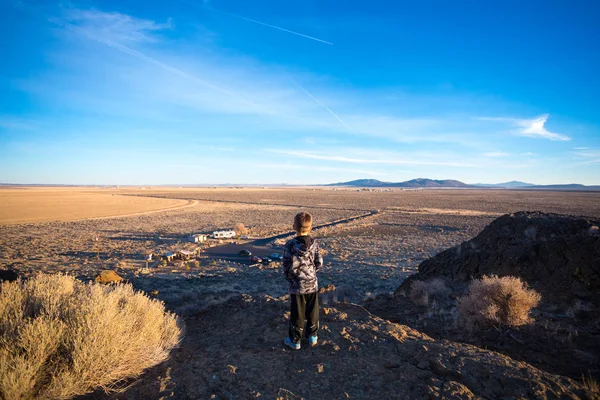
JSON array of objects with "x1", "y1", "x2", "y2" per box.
[{"x1": 1, "y1": 186, "x2": 600, "y2": 399}]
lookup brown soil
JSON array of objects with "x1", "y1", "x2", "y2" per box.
[{"x1": 82, "y1": 294, "x2": 595, "y2": 400}]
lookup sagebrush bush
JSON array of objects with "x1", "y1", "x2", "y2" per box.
[
  {"x1": 409, "y1": 278, "x2": 451, "y2": 306},
  {"x1": 0, "y1": 274, "x2": 182, "y2": 400},
  {"x1": 458, "y1": 275, "x2": 541, "y2": 329}
]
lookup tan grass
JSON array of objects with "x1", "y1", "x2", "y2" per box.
[
  {"x1": 0, "y1": 274, "x2": 182, "y2": 399},
  {"x1": 582, "y1": 373, "x2": 599, "y2": 393},
  {"x1": 0, "y1": 188, "x2": 189, "y2": 225},
  {"x1": 458, "y1": 275, "x2": 541, "y2": 329}
]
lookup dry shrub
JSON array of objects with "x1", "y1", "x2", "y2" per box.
[
  {"x1": 409, "y1": 278, "x2": 450, "y2": 306},
  {"x1": 582, "y1": 373, "x2": 599, "y2": 394},
  {"x1": 234, "y1": 223, "x2": 248, "y2": 236},
  {"x1": 0, "y1": 274, "x2": 182, "y2": 399},
  {"x1": 458, "y1": 275, "x2": 541, "y2": 329}
]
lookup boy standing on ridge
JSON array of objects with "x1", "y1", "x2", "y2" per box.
[{"x1": 282, "y1": 212, "x2": 323, "y2": 350}]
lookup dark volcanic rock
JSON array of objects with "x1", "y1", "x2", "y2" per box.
[
  {"x1": 0, "y1": 269, "x2": 19, "y2": 283},
  {"x1": 397, "y1": 211, "x2": 600, "y2": 304}
]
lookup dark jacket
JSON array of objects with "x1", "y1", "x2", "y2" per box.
[{"x1": 282, "y1": 235, "x2": 323, "y2": 294}]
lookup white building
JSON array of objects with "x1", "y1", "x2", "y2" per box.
[
  {"x1": 190, "y1": 234, "x2": 209, "y2": 243},
  {"x1": 212, "y1": 230, "x2": 237, "y2": 239}
]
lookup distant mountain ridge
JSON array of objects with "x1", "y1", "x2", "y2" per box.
[
  {"x1": 329, "y1": 178, "x2": 472, "y2": 188},
  {"x1": 474, "y1": 181, "x2": 535, "y2": 188},
  {"x1": 329, "y1": 179, "x2": 600, "y2": 190}
]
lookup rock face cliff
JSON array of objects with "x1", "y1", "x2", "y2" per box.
[{"x1": 397, "y1": 211, "x2": 600, "y2": 304}]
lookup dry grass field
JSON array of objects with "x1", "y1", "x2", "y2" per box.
[{"x1": 0, "y1": 188, "x2": 190, "y2": 225}]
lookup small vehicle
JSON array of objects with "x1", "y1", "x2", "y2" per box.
[
  {"x1": 262, "y1": 257, "x2": 273, "y2": 264},
  {"x1": 270, "y1": 253, "x2": 282, "y2": 260},
  {"x1": 250, "y1": 256, "x2": 262, "y2": 263},
  {"x1": 239, "y1": 249, "x2": 252, "y2": 257},
  {"x1": 240, "y1": 235, "x2": 249, "y2": 239}
]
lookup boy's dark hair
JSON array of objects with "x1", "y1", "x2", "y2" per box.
[{"x1": 294, "y1": 212, "x2": 313, "y2": 235}]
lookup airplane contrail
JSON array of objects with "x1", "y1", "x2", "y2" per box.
[
  {"x1": 203, "y1": 5, "x2": 333, "y2": 45},
  {"x1": 292, "y1": 80, "x2": 351, "y2": 130},
  {"x1": 47, "y1": 16, "x2": 259, "y2": 109}
]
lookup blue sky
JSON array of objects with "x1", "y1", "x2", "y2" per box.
[{"x1": 1, "y1": 0, "x2": 599, "y2": 185}]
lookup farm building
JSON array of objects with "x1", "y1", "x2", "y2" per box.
[
  {"x1": 163, "y1": 252, "x2": 175, "y2": 262},
  {"x1": 190, "y1": 233, "x2": 209, "y2": 243},
  {"x1": 212, "y1": 229, "x2": 236, "y2": 239},
  {"x1": 177, "y1": 250, "x2": 195, "y2": 260}
]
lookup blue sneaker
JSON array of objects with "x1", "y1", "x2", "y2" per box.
[
  {"x1": 284, "y1": 337, "x2": 301, "y2": 350},
  {"x1": 308, "y1": 335, "x2": 318, "y2": 347}
]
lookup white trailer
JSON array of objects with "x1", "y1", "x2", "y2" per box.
[{"x1": 212, "y1": 230, "x2": 237, "y2": 239}]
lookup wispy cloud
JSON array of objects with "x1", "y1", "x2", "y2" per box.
[
  {"x1": 63, "y1": 9, "x2": 172, "y2": 43},
  {"x1": 0, "y1": 117, "x2": 41, "y2": 131},
  {"x1": 257, "y1": 163, "x2": 388, "y2": 176},
  {"x1": 207, "y1": 146, "x2": 234, "y2": 151},
  {"x1": 520, "y1": 152, "x2": 536, "y2": 156},
  {"x1": 572, "y1": 148, "x2": 600, "y2": 164},
  {"x1": 47, "y1": 12, "x2": 260, "y2": 110},
  {"x1": 483, "y1": 151, "x2": 509, "y2": 158},
  {"x1": 477, "y1": 114, "x2": 571, "y2": 141},
  {"x1": 267, "y1": 149, "x2": 477, "y2": 167}
]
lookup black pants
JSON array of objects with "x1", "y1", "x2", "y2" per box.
[{"x1": 289, "y1": 292, "x2": 319, "y2": 343}]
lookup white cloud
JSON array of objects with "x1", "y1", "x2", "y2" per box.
[
  {"x1": 267, "y1": 149, "x2": 477, "y2": 167},
  {"x1": 572, "y1": 148, "x2": 600, "y2": 165},
  {"x1": 64, "y1": 9, "x2": 172, "y2": 43},
  {"x1": 516, "y1": 114, "x2": 570, "y2": 141},
  {"x1": 0, "y1": 117, "x2": 41, "y2": 131},
  {"x1": 520, "y1": 152, "x2": 535, "y2": 156},
  {"x1": 257, "y1": 163, "x2": 388, "y2": 176},
  {"x1": 483, "y1": 151, "x2": 509, "y2": 158},
  {"x1": 476, "y1": 114, "x2": 571, "y2": 141}
]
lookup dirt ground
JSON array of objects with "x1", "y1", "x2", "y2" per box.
[
  {"x1": 2, "y1": 187, "x2": 600, "y2": 399},
  {"x1": 82, "y1": 295, "x2": 595, "y2": 400}
]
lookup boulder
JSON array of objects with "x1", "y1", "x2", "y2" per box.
[{"x1": 95, "y1": 270, "x2": 124, "y2": 284}]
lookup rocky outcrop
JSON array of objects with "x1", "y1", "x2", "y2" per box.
[{"x1": 397, "y1": 211, "x2": 600, "y2": 304}]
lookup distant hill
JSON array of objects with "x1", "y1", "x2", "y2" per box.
[
  {"x1": 328, "y1": 179, "x2": 600, "y2": 191},
  {"x1": 474, "y1": 181, "x2": 535, "y2": 188},
  {"x1": 329, "y1": 178, "x2": 472, "y2": 188},
  {"x1": 331, "y1": 179, "x2": 389, "y2": 187},
  {"x1": 502, "y1": 180, "x2": 535, "y2": 187},
  {"x1": 527, "y1": 184, "x2": 591, "y2": 190}
]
